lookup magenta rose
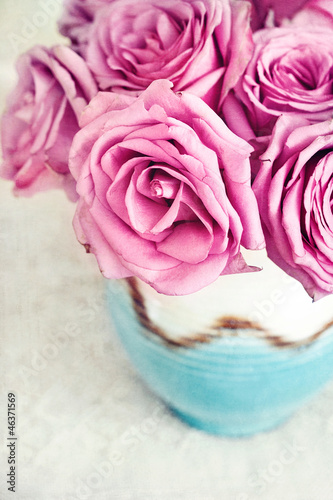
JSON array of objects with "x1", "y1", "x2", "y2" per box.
[
  {"x1": 253, "y1": 115, "x2": 333, "y2": 300},
  {"x1": 1, "y1": 45, "x2": 98, "y2": 199},
  {"x1": 69, "y1": 80, "x2": 264, "y2": 295},
  {"x1": 222, "y1": 24, "x2": 333, "y2": 139},
  {"x1": 58, "y1": 0, "x2": 111, "y2": 48},
  {"x1": 84, "y1": 0, "x2": 253, "y2": 111}
]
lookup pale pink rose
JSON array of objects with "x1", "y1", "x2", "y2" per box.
[
  {"x1": 223, "y1": 24, "x2": 333, "y2": 139},
  {"x1": 58, "y1": 0, "x2": 111, "y2": 48},
  {"x1": 69, "y1": 80, "x2": 264, "y2": 295},
  {"x1": 253, "y1": 115, "x2": 333, "y2": 300},
  {"x1": 1, "y1": 45, "x2": 98, "y2": 199},
  {"x1": 84, "y1": 0, "x2": 253, "y2": 111}
]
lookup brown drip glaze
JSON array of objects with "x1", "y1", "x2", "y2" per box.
[{"x1": 126, "y1": 277, "x2": 333, "y2": 349}]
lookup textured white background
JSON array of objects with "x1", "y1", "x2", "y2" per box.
[{"x1": 1, "y1": 1, "x2": 333, "y2": 499}]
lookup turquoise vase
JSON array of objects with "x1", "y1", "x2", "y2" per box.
[{"x1": 107, "y1": 278, "x2": 333, "y2": 437}]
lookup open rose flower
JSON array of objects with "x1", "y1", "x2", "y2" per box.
[
  {"x1": 69, "y1": 80, "x2": 264, "y2": 295},
  {"x1": 84, "y1": 0, "x2": 252, "y2": 111},
  {"x1": 222, "y1": 24, "x2": 333, "y2": 139},
  {"x1": 1, "y1": 45, "x2": 98, "y2": 200},
  {"x1": 253, "y1": 115, "x2": 333, "y2": 300}
]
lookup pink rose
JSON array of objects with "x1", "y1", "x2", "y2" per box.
[
  {"x1": 253, "y1": 115, "x2": 333, "y2": 300},
  {"x1": 1, "y1": 45, "x2": 98, "y2": 199},
  {"x1": 84, "y1": 0, "x2": 253, "y2": 111},
  {"x1": 223, "y1": 24, "x2": 333, "y2": 139},
  {"x1": 69, "y1": 80, "x2": 264, "y2": 295},
  {"x1": 58, "y1": 0, "x2": 111, "y2": 48}
]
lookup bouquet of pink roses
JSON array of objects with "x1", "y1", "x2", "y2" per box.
[{"x1": 1, "y1": 0, "x2": 333, "y2": 300}]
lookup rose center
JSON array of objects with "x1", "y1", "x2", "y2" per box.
[
  {"x1": 273, "y1": 47, "x2": 328, "y2": 92},
  {"x1": 150, "y1": 170, "x2": 179, "y2": 200}
]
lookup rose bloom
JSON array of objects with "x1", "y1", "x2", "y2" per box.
[
  {"x1": 84, "y1": 0, "x2": 252, "y2": 111},
  {"x1": 253, "y1": 115, "x2": 333, "y2": 301},
  {"x1": 69, "y1": 80, "x2": 264, "y2": 295},
  {"x1": 222, "y1": 24, "x2": 333, "y2": 139},
  {"x1": 1, "y1": 45, "x2": 98, "y2": 199},
  {"x1": 58, "y1": 0, "x2": 111, "y2": 48}
]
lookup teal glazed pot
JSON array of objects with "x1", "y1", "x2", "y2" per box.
[{"x1": 107, "y1": 269, "x2": 333, "y2": 437}]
